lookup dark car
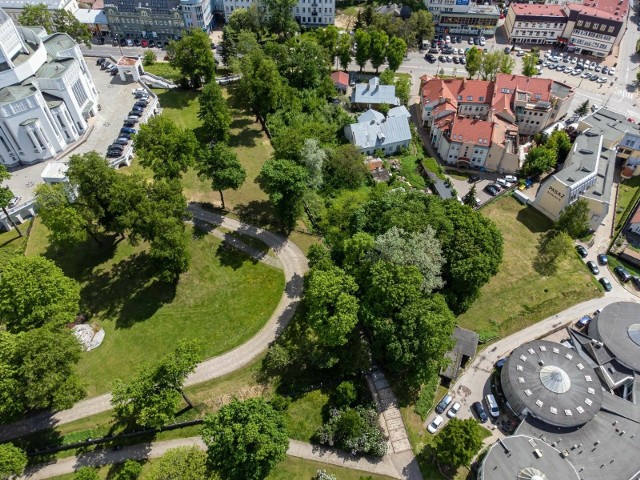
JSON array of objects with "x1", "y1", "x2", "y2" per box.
[
  {"x1": 439, "y1": 55, "x2": 446, "y2": 62},
  {"x1": 632, "y1": 276, "x2": 640, "y2": 289},
  {"x1": 473, "y1": 37, "x2": 479, "y2": 45},
  {"x1": 131, "y1": 106, "x2": 144, "y2": 112},
  {"x1": 599, "y1": 277, "x2": 612, "y2": 292},
  {"x1": 106, "y1": 151, "x2": 123, "y2": 158},
  {"x1": 469, "y1": 175, "x2": 480, "y2": 183},
  {"x1": 120, "y1": 38, "x2": 127, "y2": 47},
  {"x1": 112, "y1": 38, "x2": 119, "y2": 46},
  {"x1": 113, "y1": 137, "x2": 129, "y2": 146},
  {"x1": 460, "y1": 56, "x2": 466, "y2": 65},
  {"x1": 110, "y1": 68, "x2": 119, "y2": 75},
  {"x1": 100, "y1": 62, "x2": 110, "y2": 70},
  {"x1": 123, "y1": 120, "x2": 136, "y2": 128},
  {"x1": 426, "y1": 54, "x2": 436, "y2": 63},
  {"x1": 504, "y1": 47, "x2": 512, "y2": 54},
  {"x1": 428, "y1": 47, "x2": 439, "y2": 54},
  {"x1": 435, "y1": 394, "x2": 453, "y2": 414},
  {"x1": 597, "y1": 253, "x2": 608, "y2": 265},
  {"x1": 121, "y1": 127, "x2": 137, "y2": 134},
  {"x1": 453, "y1": 56, "x2": 460, "y2": 64},
  {"x1": 473, "y1": 401, "x2": 488, "y2": 423},
  {"x1": 134, "y1": 39, "x2": 141, "y2": 46},
  {"x1": 119, "y1": 132, "x2": 132, "y2": 140},
  {"x1": 135, "y1": 101, "x2": 148, "y2": 108},
  {"x1": 108, "y1": 144, "x2": 124, "y2": 151},
  {"x1": 586, "y1": 260, "x2": 599, "y2": 275},
  {"x1": 484, "y1": 185, "x2": 499, "y2": 196},
  {"x1": 575, "y1": 245, "x2": 588, "y2": 258},
  {"x1": 614, "y1": 266, "x2": 632, "y2": 283},
  {"x1": 96, "y1": 57, "x2": 106, "y2": 65},
  {"x1": 495, "y1": 357, "x2": 507, "y2": 369},
  {"x1": 128, "y1": 111, "x2": 142, "y2": 117},
  {"x1": 149, "y1": 40, "x2": 156, "y2": 48}
]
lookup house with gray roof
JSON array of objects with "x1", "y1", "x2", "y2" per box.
[
  {"x1": 344, "y1": 108, "x2": 411, "y2": 156},
  {"x1": 351, "y1": 77, "x2": 400, "y2": 110}
]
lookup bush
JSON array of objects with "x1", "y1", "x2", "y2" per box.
[
  {"x1": 270, "y1": 394, "x2": 291, "y2": 412},
  {"x1": 334, "y1": 381, "x2": 357, "y2": 408},
  {"x1": 315, "y1": 470, "x2": 337, "y2": 480},
  {"x1": 314, "y1": 406, "x2": 387, "y2": 457},
  {"x1": 74, "y1": 467, "x2": 99, "y2": 480},
  {"x1": 143, "y1": 50, "x2": 157, "y2": 66},
  {"x1": 115, "y1": 460, "x2": 143, "y2": 480}
]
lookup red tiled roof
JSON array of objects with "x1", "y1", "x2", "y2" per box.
[
  {"x1": 444, "y1": 78, "x2": 494, "y2": 104},
  {"x1": 567, "y1": 1, "x2": 626, "y2": 22},
  {"x1": 432, "y1": 101, "x2": 456, "y2": 117},
  {"x1": 331, "y1": 71, "x2": 349, "y2": 86},
  {"x1": 511, "y1": 4, "x2": 566, "y2": 17},
  {"x1": 494, "y1": 74, "x2": 553, "y2": 103},
  {"x1": 450, "y1": 118, "x2": 493, "y2": 146}
]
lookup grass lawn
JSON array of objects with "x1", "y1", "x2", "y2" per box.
[
  {"x1": 614, "y1": 176, "x2": 640, "y2": 231},
  {"x1": 143, "y1": 62, "x2": 182, "y2": 82},
  {"x1": 26, "y1": 219, "x2": 284, "y2": 397},
  {"x1": 0, "y1": 219, "x2": 32, "y2": 264},
  {"x1": 457, "y1": 196, "x2": 602, "y2": 340},
  {"x1": 284, "y1": 390, "x2": 330, "y2": 442},
  {"x1": 398, "y1": 154, "x2": 427, "y2": 189},
  {"x1": 421, "y1": 157, "x2": 446, "y2": 180}
]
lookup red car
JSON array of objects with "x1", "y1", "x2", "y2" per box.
[{"x1": 141, "y1": 40, "x2": 149, "y2": 47}]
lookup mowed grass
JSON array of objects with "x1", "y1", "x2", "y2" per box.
[
  {"x1": 284, "y1": 390, "x2": 330, "y2": 442},
  {"x1": 0, "y1": 219, "x2": 32, "y2": 265},
  {"x1": 457, "y1": 196, "x2": 602, "y2": 339},
  {"x1": 614, "y1": 175, "x2": 640, "y2": 230},
  {"x1": 27, "y1": 220, "x2": 284, "y2": 397},
  {"x1": 143, "y1": 62, "x2": 182, "y2": 82}
]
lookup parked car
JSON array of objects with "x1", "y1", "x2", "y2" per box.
[
  {"x1": 435, "y1": 394, "x2": 453, "y2": 414},
  {"x1": 7, "y1": 196, "x2": 20, "y2": 208},
  {"x1": 141, "y1": 39, "x2": 149, "y2": 47},
  {"x1": 632, "y1": 276, "x2": 640, "y2": 289},
  {"x1": 121, "y1": 127, "x2": 137, "y2": 134},
  {"x1": 453, "y1": 56, "x2": 460, "y2": 64},
  {"x1": 484, "y1": 185, "x2": 499, "y2": 196},
  {"x1": 126, "y1": 38, "x2": 133, "y2": 47},
  {"x1": 485, "y1": 394, "x2": 500, "y2": 418},
  {"x1": 505, "y1": 175, "x2": 517, "y2": 183},
  {"x1": 496, "y1": 178, "x2": 508, "y2": 187},
  {"x1": 128, "y1": 111, "x2": 142, "y2": 117},
  {"x1": 149, "y1": 40, "x2": 156, "y2": 48},
  {"x1": 609, "y1": 67, "x2": 616, "y2": 75},
  {"x1": 106, "y1": 150, "x2": 122, "y2": 158},
  {"x1": 427, "y1": 415, "x2": 444, "y2": 434},
  {"x1": 96, "y1": 57, "x2": 106, "y2": 65},
  {"x1": 599, "y1": 277, "x2": 612, "y2": 292},
  {"x1": 586, "y1": 261, "x2": 599, "y2": 275},
  {"x1": 113, "y1": 137, "x2": 129, "y2": 146},
  {"x1": 110, "y1": 68, "x2": 119, "y2": 76},
  {"x1": 460, "y1": 56, "x2": 466, "y2": 65},
  {"x1": 133, "y1": 39, "x2": 140, "y2": 46},
  {"x1": 135, "y1": 100, "x2": 148, "y2": 108},
  {"x1": 597, "y1": 254, "x2": 608, "y2": 265},
  {"x1": 575, "y1": 245, "x2": 588, "y2": 258},
  {"x1": 602, "y1": 66, "x2": 609, "y2": 74},
  {"x1": 504, "y1": 47, "x2": 511, "y2": 54},
  {"x1": 447, "y1": 402, "x2": 461, "y2": 418},
  {"x1": 495, "y1": 357, "x2": 507, "y2": 369},
  {"x1": 614, "y1": 266, "x2": 631, "y2": 282},
  {"x1": 473, "y1": 401, "x2": 488, "y2": 423},
  {"x1": 426, "y1": 54, "x2": 436, "y2": 63},
  {"x1": 469, "y1": 175, "x2": 480, "y2": 183}
]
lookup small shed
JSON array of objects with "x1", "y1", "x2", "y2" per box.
[
  {"x1": 440, "y1": 327, "x2": 479, "y2": 384},
  {"x1": 330, "y1": 71, "x2": 349, "y2": 93}
]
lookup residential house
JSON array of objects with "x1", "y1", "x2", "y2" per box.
[
  {"x1": 330, "y1": 71, "x2": 349, "y2": 93},
  {"x1": 344, "y1": 107, "x2": 411, "y2": 156},
  {"x1": 103, "y1": 1, "x2": 185, "y2": 42},
  {"x1": 351, "y1": 77, "x2": 399, "y2": 110}
]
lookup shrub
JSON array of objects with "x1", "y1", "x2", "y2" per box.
[
  {"x1": 334, "y1": 381, "x2": 357, "y2": 408},
  {"x1": 315, "y1": 470, "x2": 337, "y2": 480},
  {"x1": 314, "y1": 406, "x2": 387, "y2": 457},
  {"x1": 270, "y1": 394, "x2": 291, "y2": 412}
]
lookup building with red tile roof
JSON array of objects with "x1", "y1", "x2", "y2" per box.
[{"x1": 330, "y1": 71, "x2": 349, "y2": 93}]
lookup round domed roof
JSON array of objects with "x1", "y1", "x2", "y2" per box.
[
  {"x1": 539, "y1": 365, "x2": 571, "y2": 394},
  {"x1": 628, "y1": 323, "x2": 640, "y2": 347},
  {"x1": 517, "y1": 468, "x2": 547, "y2": 480},
  {"x1": 590, "y1": 302, "x2": 640, "y2": 372}
]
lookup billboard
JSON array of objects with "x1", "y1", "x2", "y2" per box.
[{"x1": 456, "y1": 0, "x2": 470, "y2": 4}]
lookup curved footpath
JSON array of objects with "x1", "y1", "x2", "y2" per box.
[
  {"x1": 0, "y1": 206, "x2": 308, "y2": 442},
  {"x1": 19, "y1": 438, "x2": 405, "y2": 480}
]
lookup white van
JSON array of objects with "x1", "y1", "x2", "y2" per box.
[{"x1": 485, "y1": 394, "x2": 500, "y2": 418}]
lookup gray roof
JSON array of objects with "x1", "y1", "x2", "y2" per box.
[
  {"x1": 501, "y1": 340, "x2": 603, "y2": 427},
  {"x1": 555, "y1": 130, "x2": 602, "y2": 186},
  {"x1": 588, "y1": 302, "x2": 640, "y2": 372},
  {"x1": 346, "y1": 114, "x2": 411, "y2": 151},
  {"x1": 516, "y1": 409, "x2": 640, "y2": 480},
  {"x1": 582, "y1": 108, "x2": 638, "y2": 143},
  {"x1": 620, "y1": 131, "x2": 640, "y2": 152},
  {"x1": 36, "y1": 57, "x2": 74, "y2": 80},
  {"x1": 358, "y1": 109, "x2": 385, "y2": 124},
  {"x1": 551, "y1": 81, "x2": 573, "y2": 100},
  {"x1": 441, "y1": 326, "x2": 479, "y2": 380},
  {"x1": 0, "y1": 84, "x2": 36, "y2": 105},
  {"x1": 351, "y1": 77, "x2": 399, "y2": 106},
  {"x1": 42, "y1": 32, "x2": 76, "y2": 57},
  {"x1": 387, "y1": 105, "x2": 410, "y2": 119},
  {"x1": 479, "y1": 435, "x2": 580, "y2": 480}
]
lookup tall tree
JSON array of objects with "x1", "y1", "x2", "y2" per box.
[
  {"x1": 259, "y1": 158, "x2": 308, "y2": 231},
  {"x1": 575, "y1": 100, "x2": 590, "y2": 116},
  {"x1": 167, "y1": 29, "x2": 216, "y2": 88},
  {"x1": 198, "y1": 80, "x2": 232, "y2": 144},
  {"x1": 239, "y1": 50, "x2": 285, "y2": 123},
  {"x1": 0, "y1": 443, "x2": 27, "y2": 480},
  {"x1": 300, "y1": 139, "x2": 326, "y2": 190},
  {"x1": 259, "y1": 0, "x2": 298, "y2": 37},
  {"x1": 304, "y1": 266, "x2": 359, "y2": 347},
  {"x1": 317, "y1": 25, "x2": 339, "y2": 64},
  {"x1": 145, "y1": 447, "x2": 209, "y2": 480},
  {"x1": 546, "y1": 129, "x2": 572, "y2": 163},
  {"x1": 479, "y1": 51, "x2": 505, "y2": 81},
  {"x1": 521, "y1": 146, "x2": 557, "y2": 177},
  {"x1": 19, "y1": 4, "x2": 91, "y2": 47},
  {"x1": 555, "y1": 199, "x2": 590, "y2": 239},
  {"x1": 433, "y1": 418, "x2": 484, "y2": 468},
  {"x1": 0, "y1": 165, "x2": 22, "y2": 237},
  {"x1": 386, "y1": 37, "x2": 407, "y2": 72},
  {"x1": 369, "y1": 29, "x2": 389, "y2": 73},
  {"x1": 354, "y1": 29, "x2": 371, "y2": 72},
  {"x1": 407, "y1": 10, "x2": 434, "y2": 47},
  {"x1": 463, "y1": 183, "x2": 478, "y2": 207},
  {"x1": 336, "y1": 34, "x2": 353, "y2": 72},
  {"x1": 0, "y1": 256, "x2": 80, "y2": 332},
  {"x1": 499, "y1": 52, "x2": 516, "y2": 74},
  {"x1": 522, "y1": 52, "x2": 539, "y2": 77},
  {"x1": 18, "y1": 3, "x2": 52, "y2": 31},
  {"x1": 227, "y1": 5, "x2": 263, "y2": 35},
  {"x1": 196, "y1": 143, "x2": 246, "y2": 210},
  {"x1": 323, "y1": 144, "x2": 367, "y2": 190},
  {"x1": 74, "y1": 467, "x2": 100, "y2": 480},
  {"x1": 202, "y1": 398, "x2": 289, "y2": 480},
  {"x1": 112, "y1": 340, "x2": 201, "y2": 427},
  {"x1": 134, "y1": 116, "x2": 198, "y2": 180},
  {"x1": 395, "y1": 75, "x2": 411, "y2": 106},
  {"x1": 465, "y1": 47, "x2": 482, "y2": 79}
]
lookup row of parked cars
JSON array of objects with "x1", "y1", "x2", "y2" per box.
[
  {"x1": 96, "y1": 57, "x2": 119, "y2": 76},
  {"x1": 428, "y1": 393, "x2": 500, "y2": 433},
  {"x1": 110, "y1": 38, "x2": 170, "y2": 48},
  {"x1": 483, "y1": 175, "x2": 517, "y2": 197},
  {"x1": 106, "y1": 88, "x2": 150, "y2": 159},
  {"x1": 544, "y1": 51, "x2": 616, "y2": 76}
]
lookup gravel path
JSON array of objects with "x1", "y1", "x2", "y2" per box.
[{"x1": 0, "y1": 206, "x2": 308, "y2": 442}]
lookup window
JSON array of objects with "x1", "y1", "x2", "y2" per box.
[
  {"x1": 593, "y1": 23, "x2": 599, "y2": 30},
  {"x1": 577, "y1": 20, "x2": 583, "y2": 27},
  {"x1": 584, "y1": 22, "x2": 591, "y2": 28},
  {"x1": 501, "y1": 88, "x2": 510, "y2": 93},
  {"x1": 458, "y1": 95, "x2": 462, "y2": 100},
  {"x1": 608, "y1": 26, "x2": 615, "y2": 33},
  {"x1": 600, "y1": 24, "x2": 606, "y2": 31},
  {"x1": 479, "y1": 96, "x2": 484, "y2": 101},
  {"x1": 467, "y1": 96, "x2": 473, "y2": 101}
]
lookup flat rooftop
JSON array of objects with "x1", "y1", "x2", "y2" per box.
[{"x1": 588, "y1": 302, "x2": 640, "y2": 372}]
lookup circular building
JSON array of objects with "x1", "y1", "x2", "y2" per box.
[
  {"x1": 588, "y1": 301, "x2": 640, "y2": 372},
  {"x1": 501, "y1": 340, "x2": 602, "y2": 428}
]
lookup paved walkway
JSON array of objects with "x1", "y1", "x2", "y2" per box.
[
  {"x1": 19, "y1": 438, "x2": 404, "y2": 480},
  {"x1": 0, "y1": 207, "x2": 308, "y2": 442}
]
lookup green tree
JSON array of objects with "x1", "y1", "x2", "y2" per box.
[
  {"x1": 300, "y1": 139, "x2": 326, "y2": 190},
  {"x1": 499, "y1": 52, "x2": 516, "y2": 74},
  {"x1": 196, "y1": 143, "x2": 246, "y2": 210},
  {"x1": 266, "y1": 38, "x2": 330, "y2": 90},
  {"x1": 407, "y1": 10, "x2": 435, "y2": 48},
  {"x1": 35, "y1": 183, "x2": 91, "y2": 247},
  {"x1": 0, "y1": 165, "x2": 22, "y2": 236},
  {"x1": 227, "y1": 5, "x2": 263, "y2": 35},
  {"x1": 198, "y1": 80, "x2": 232, "y2": 144},
  {"x1": 147, "y1": 217, "x2": 191, "y2": 282},
  {"x1": 480, "y1": 51, "x2": 508, "y2": 81},
  {"x1": 395, "y1": 76, "x2": 411, "y2": 106},
  {"x1": 0, "y1": 443, "x2": 27, "y2": 479},
  {"x1": 114, "y1": 460, "x2": 143, "y2": 480},
  {"x1": 305, "y1": 266, "x2": 359, "y2": 347},
  {"x1": 386, "y1": 37, "x2": 407, "y2": 72},
  {"x1": 354, "y1": 29, "x2": 371, "y2": 72},
  {"x1": 575, "y1": 100, "x2": 590, "y2": 116},
  {"x1": 317, "y1": 25, "x2": 339, "y2": 63},
  {"x1": 465, "y1": 47, "x2": 482, "y2": 79},
  {"x1": 146, "y1": 446, "x2": 210, "y2": 480},
  {"x1": 112, "y1": 340, "x2": 201, "y2": 427},
  {"x1": 259, "y1": 158, "x2": 309, "y2": 231},
  {"x1": 239, "y1": 50, "x2": 285, "y2": 122},
  {"x1": 369, "y1": 29, "x2": 388, "y2": 73},
  {"x1": 336, "y1": 34, "x2": 353, "y2": 71},
  {"x1": 433, "y1": 418, "x2": 484, "y2": 468},
  {"x1": 202, "y1": 398, "x2": 289, "y2": 480},
  {"x1": 18, "y1": 3, "x2": 53, "y2": 31},
  {"x1": 167, "y1": 29, "x2": 216, "y2": 88},
  {"x1": 323, "y1": 144, "x2": 368, "y2": 190},
  {"x1": 522, "y1": 52, "x2": 538, "y2": 77},
  {"x1": 74, "y1": 467, "x2": 100, "y2": 480},
  {"x1": 314, "y1": 407, "x2": 387, "y2": 457},
  {"x1": 334, "y1": 381, "x2": 357, "y2": 408},
  {"x1": 0, "y1": 256, "x2": 80, "y2": 332},
  {"x1": 555, "y1": 199, "x2": 590, "y2": 239},
  {"x1": 546, "y1": 129, "x2": 572, "y2": 163},
  {"x1": 19, "y1": 4, "x2": 91, "y2": 46},
  {"x1": 134, "y1": 116, "x2": 199, "y2": 180},
  {"x1": 463, "y1": 183, "x2": 477, "y2": 206},
  {"x1": 143, "y1": 50, "x2": 157, "y2": 66},
  {"x1": 259, "y1": 0, "x2": 298, "y2": 36},
  {"x1": 521, "y1": 146, "x2": 557, "y2": 177}
]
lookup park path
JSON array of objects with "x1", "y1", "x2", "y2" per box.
[
  {"x1": 19, "y1": 437, "x2": 404, "y2": 480},
  {"x1": 0, "y1": 206, "x2": 308, "y2": 442}
]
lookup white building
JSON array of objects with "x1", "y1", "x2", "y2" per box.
[
  {"x1": 0, "y1": 0, "x2": 79, "y2": 23},
  {"x1": 180, "y1": 0, "x2": 213, "y2": 31},
  {"x1": 344, "y1": 107, "x2": 411, "y2": 156},
  {"x1": 0, "y1": 7, "x2": 99, "y2": 168},
  {"x1": 504, "y1": 4, "x2": 567, "y2": 45},
  {"x1": 424, "y1": 0, "x2": 500, "y2": 36},
  {"x1": 223, "y1": 0, "x2": 335, "y2": 26}
]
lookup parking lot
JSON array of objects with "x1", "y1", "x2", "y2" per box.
[{"x1": 6, "y1": 61, "x2": 145, "y2": 203}]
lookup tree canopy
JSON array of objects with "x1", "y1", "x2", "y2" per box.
[
  {"x1": 196, "y1": 143, "x2": 246, "y2": 210},
  {"x1": 19, "y1": 4, "x2": 91, "y2": 46},
  {"x1": 259, "y1": 158, "x2": 309, "y2": 231},
  {"x1": 202, "y1": 398, "x2": 289, "y2": 480},
  {"x1": 198, "y1": 80, "x2": 232, "y2": 144},
  {"x1": 522, "y1": 52, "x2": 539, "y2": 77},
  {"x1": 433, "y1": 418, "x2": 485, "y2": 468},
  {"x1": 465, "y1": 47, "x2": 482, "y2": 79},
  {"x1": 167, "y1": 29, "x2": 216, "y2": 88},
  {"x1": 386, "y1": 37, "x2": 407, "y2": 72},
  {"x1": 259, "y1": 0, "x2": 298, "y2": 36},
  {"x1": 0, "y1": 443, "x2": 27, "y2": 480},
  {"x1": 555, "y1": 199, "x2": 590, "y2": 239},
  {"x1": 146, "y1": 446, "x2": 211, "y2": 480},
  {"x1": 0, "y1": 166, "x2": 21, "y2": 236},
  {"x1": 0, "y1": 255, "x2": 80, "y2": 332},
  {"x1": 521, "y1": 146, "x2": 557, "y2": 177}
]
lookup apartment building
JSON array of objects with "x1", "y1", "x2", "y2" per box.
[
  {"x1": 223, "y1": 0, "x2": 335, "y2": 26},
  {"x1": 504, "y1": 4, "x2": 567, "y2": 45},
  {"x1": 180, "y1": 0, "x2": 213, "y2": 31},
  {"x1": 424, "y1": 0, "x2": 500, "y2": 36}
]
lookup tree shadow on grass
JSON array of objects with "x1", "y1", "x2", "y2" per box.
[
  {"x1": 515, "y1": 208, "x2": 552, "y2": 234},
  {"x1": 80, "y1": 252, "x2": 177, "y2": 329},
  {"x1": 215, "y1": 240, "x2": 259, "y2": 270},
  {"x1": 229, "y1": 125, "x2": 263, "y2": 148},
  {"x1": 234, "y1": 200, "x2": 279, "y2": 231},
  {"x1": 42, "y1": 236, "x2": 118, "y2": 283},
  {"x1": 154, "y1": 89, "x2": 199, "y2": 110}
]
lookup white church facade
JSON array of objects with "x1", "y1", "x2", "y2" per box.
[{"x1": 0, "y1": 7, "x2": 98, "y2": 168}]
